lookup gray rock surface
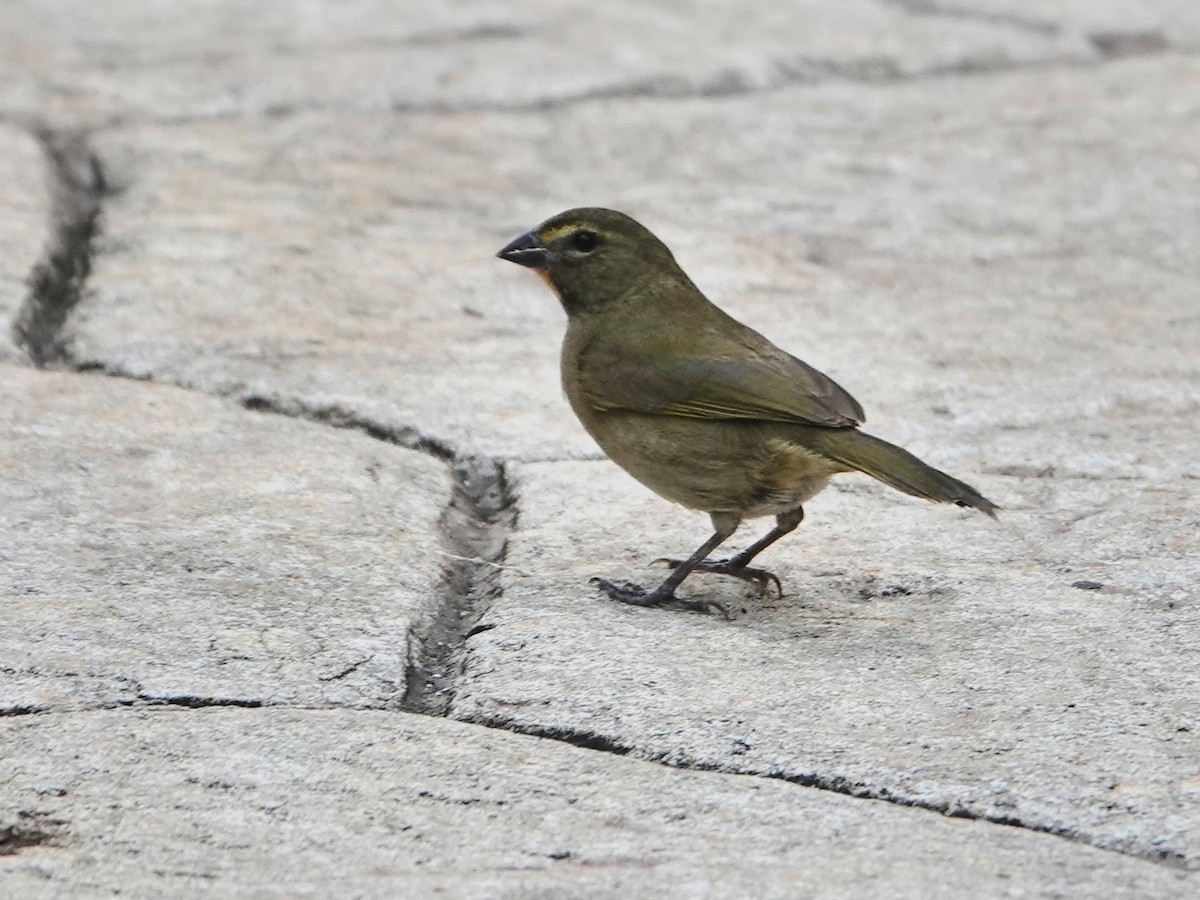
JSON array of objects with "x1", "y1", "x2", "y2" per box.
[
  {"x1": 931, "y1": 0, "x2": 1200, "y2": 50},
  {"x1": 0, "y1": 125, "x2": 49, "y2": 362},
  {"x1": 1, "y1": 0, "x2": 1198, "y2": 895},
  {"x1": 55, "y1": 55, "x2": 1199, "y2": 460},
  {"x1": 0, "y1": 0, "x2": 1095, "y2": 125},
  {"x1": 449, "y1": 54, "x2": 1200, "y2": 869},
  {"x1": 1, "y1": 708, "x2": 1192, "y2": 898},
  {"x1": 0, "y1": 364, "x2": 446, "y2": 712},
  {"x1": 458, "y1": 454, "x2": 1199, "y2": 863}
]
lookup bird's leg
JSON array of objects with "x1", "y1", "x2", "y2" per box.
[
  {"x1": 719, "y1": 506, "x2": 805, "y2": 570},
  {"x1": 592, "y1": 514, "x2": 739, "y2": 616},
  {"x1": 660, "y1": 507, "x2": 804, "y2": 598}
]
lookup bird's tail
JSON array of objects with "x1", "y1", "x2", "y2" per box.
[{"x1": 801, "y1": 427, "x2": 999, "y2": 518}]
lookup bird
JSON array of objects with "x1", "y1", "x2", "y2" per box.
[{"x1": 497, "y1": 207, "x2": 997, "y2": 615}]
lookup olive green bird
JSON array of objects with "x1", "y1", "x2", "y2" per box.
[{"x1": 498, "y1": 208, "x2": 997, "y2": 615}]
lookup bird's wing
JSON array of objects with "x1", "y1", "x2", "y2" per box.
[{"x1": 581, "y1": 345, "x2": 865, "y2": 428}]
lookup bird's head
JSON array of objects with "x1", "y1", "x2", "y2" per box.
[{"x1": 497, "y1": 208, "x2": 678, "y2": 315}]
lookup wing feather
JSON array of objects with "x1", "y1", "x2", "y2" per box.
[{"x1": 583, "y1": 350, "x2": 864, "y2": 428}]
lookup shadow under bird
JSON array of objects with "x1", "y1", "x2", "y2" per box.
[{"x1": 498, "y1": 208, "x2": 997, "y2": 615}]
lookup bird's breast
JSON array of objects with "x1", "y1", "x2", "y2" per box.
[{"x1": 570, "y1": 409, "x2": 842, "y2": 517}]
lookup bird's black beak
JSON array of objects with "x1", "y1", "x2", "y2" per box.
[{"x1": 497, "y1": 230, "x2": 551, "y2": 269}]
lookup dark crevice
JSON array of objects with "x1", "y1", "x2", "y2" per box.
[
  {"x1": 237, "y1": 393, "x2": 455, "y2": 460},
  {"x1": 11, "y1": 129, "x2": 107, "y2": 367},
  {"x1": 130, "y1": 693, "x2": 268, "y2": 709},
  {"x1": 0, "y1": 812, "x2": 68, "y2": 856},
  {"x1": 400, "y1": 52, "x2": 1032, "y2": 112},
  {"x1": 84, "y1": 42, "x2": 1189, "y2": 131},
  {"x1": 465, "y1": 716, "x2": 635, "y2": 756},
  {"x1": 400, "y1": 455, "x2": 518, "y2": 716},
  {"x1": 463, "y1": 714, "x2": 1191, "y2": 871},
  {"x1": 405, "y1": 24, "x2": 526, "y2": 47},
  {"x1": 392, "y1": 45, "x2": 1176, "y2": 114},
  {"x1": 1089, "y1": 30, "x2": 1170, "y2": 58},
  {"x1": 87, "y1": 24, "x2": 526, "y2": 73},
  {"x1": 0, "y1": 703, "x2": 50, "y2": 717},
  {"x1": 878, "y1": 0, "x2": 1061, "y2": 35},
  {"x1": 56, "y1": 370, "x2": 514, "y2": 722},
  {"x1": 318, "y1": 656, "x2": 374, "y2": 683},
  {"x1": 63, "y1": 365, "x2": 457, "y2": 462}
]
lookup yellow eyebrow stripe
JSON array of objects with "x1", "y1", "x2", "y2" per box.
[{"x1": 538, "y1": 224, "x2": 576, "y2": 243}]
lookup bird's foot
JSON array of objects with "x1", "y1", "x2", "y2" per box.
[
  {"x1": 589, "y1": 577, "x2": 728, "y2": 618},
  {"x1": 655, "y1": 557, "x2": 783, "y2": 598}
]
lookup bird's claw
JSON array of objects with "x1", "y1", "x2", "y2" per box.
[
  {"x1": 589, "y1": 577, "x2": 728, "y2": 618},
  {"x1": 654, "y1": 557, "x2": 784, "y2": 599}
]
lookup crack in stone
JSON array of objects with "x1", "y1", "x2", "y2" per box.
[
  {"x1": 0, "y1": 812, "x2": 69, "y2": 856},
  {"x1": 84, "y1": 24, "x2": 527, "y2": 73},
  {"x1": 387, "y1": 44, "x2": 1176, "y2": 113},
  {"x1": 11, "y1": 47, "x2": 1190, "y2": 870},
  {"x1": 877, "y1": 0, "x2": 1061, "y2": 35},
  {"x1": 11, "y1": 129, "x2": 106, "y2": 367},
  {"x1": 318, "y1": 655, "x2": 375, "y2": 682},
  {"x1": 44, "y1": 366, "x2": 515, "y2": 726},
  {"x1": 400, "y1": 455, "x2": 518, "y2": 716},
  {"x1": 124, "y1": 376, "x2": 521, "y2": 725},
  {"x1": 77, "y1": 42, "x2": 1191, "y2": 131},
  {"x1": 1088, "y1": 30, "x2": 1170, "y2": 58},
  {"x1": 61, "y1": 364, "x2": 459, "y2": 465},
  {"x1": 237, "y1": 394, "x2": 455, "y2": 460},
  {"x1": 401, "y1": 51, "x2": 1035, "y2": 112},
  {"x1": 0, "y1": 703, "x2": 50, "y2": 717},
  {"x1": 128, "y1": 692, "x2": 269, "y2": 710},
  {"x1": 463, "y1": 714, "x2": 1193, "y2": 871}
]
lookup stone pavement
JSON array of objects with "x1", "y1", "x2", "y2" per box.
[{"x1": 2, "y1": 2, "x2": 1198, "y2": 896}]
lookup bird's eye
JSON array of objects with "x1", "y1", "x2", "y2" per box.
[{"x1": 570, "y1": 229, "x2": 599, "y2": 253}]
